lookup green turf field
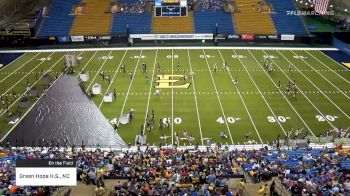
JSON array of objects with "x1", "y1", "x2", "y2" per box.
[{"x1": 0, "y1": 48, "x2": 349, "y2": 146}]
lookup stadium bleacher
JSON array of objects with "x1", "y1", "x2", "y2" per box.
[
  {"x1": 152, "y1": 13, "x2": 194, "y2": 34},
  {"x1": 233, "y1": 0, "x2": 276, "y2": 35},
  {"x1": 37, "y1": 0, "x2": 80, "y2": 37},
  {"x1": 70, "y1": 0, "x2": 114, "y2": 36},
  {"x1": 267, "y1": 0, "x2": 306, "y2": 35},
  {"x1": 193, "y1": 11, "x2": 235, "y2": 34},
  {"x1": 111, "y1": 13, "x2": 152, "y2": 35},
  {"x1": 0, "y1": 146, "x2": 350, "y2": 195}
]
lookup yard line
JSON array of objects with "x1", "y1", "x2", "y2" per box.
[
  {"x1": 143, "y1": 50, "x2": 158, "y2": 137},
  {"x1": 0, "y1": 72, "x2": 65, "y2": 142},
  {"x1": 0, "y1": 52, "x2": 83, "y2": 116},
  {"x1": 0, "y1": 53, "x2": 68, "y2": 117},
  {"x1": 116, "y1": 51, "x2": 143, "y2": 129},
  {"x1": 187, "y1": 49, "x2": 204, "y2": 145},
  {"x1": 305, "y1": 51, "x2": 350, "y2": 85},
  {"x1": 202, "y1": 49, "x2": 234, "y2": 144},
  {"x1": 218, "y1": 49, "x2": 278, "y2": 143},
  {"x1": 275, "y1": 50, "x2": 342, "y2": 130},
  {"x1": 0, "y1": 53, "x2": 41, "y2": 84},
  {"x1": 1, "y1": 52, "x2": 55, "y2": 96},
  {"x1": 76, "y1": 51, "x2": 98, "y2": 79},
  {"x1": 0, "y1": 52, "x2": 27, "y2": 72},
  {"x1": 86, "y1": 51, "x2": 113, "y2": 90},
  {"x1": 313, "y1": 50, "x2": 350, "y2": 71},
  {"x1": 171, "y1": 49, "x2": 174, "y2": 145},
  {"x1": 233, "y1": 49, "x2": 285, "y2": 140},
  {"x1": 279, "y1": 50, "x2": 350, "y2": 119},
  {"x1": 250, "y1": 50, "x2": 315, "y2": 136},
  {"x1": 293, "y1": 51, "x2": 350, "y2": 100},
  {"x1": 98, "y1": 51, "x2": 128, "y2": 108}
]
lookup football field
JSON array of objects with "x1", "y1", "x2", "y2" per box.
[{"x1": 0, "y1": 47, "x2": 349, "y2": 146}]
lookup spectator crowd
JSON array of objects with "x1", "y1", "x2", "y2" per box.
[{"x1": 0, "y1": 145, "x2": 349, "y2": 195}]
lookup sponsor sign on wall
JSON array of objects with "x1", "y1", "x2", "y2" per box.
[
  {"x1": 281, "y1": 34, "x2": 295, "y2": 41},
  {"x1": 71, "y1": 36, "x2": 84, "y2": 42},
  {"x1": 240, "y1": 34, "x2": 255, "y2": 41},
  {"x1": 129, "y1": 34, "x2": 213, "y2": 40},
  {"x1": 58, "y1": 36, "x2": 71, "y2": 43}
]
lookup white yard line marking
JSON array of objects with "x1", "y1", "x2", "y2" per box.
[
  {"x1": 281, "y1": 50, "x2": 350, "y2": 119},
  {"x1": 276, "y1": 50, "x2": 342, "y2": 130},
  {"x1": 292, "y1": 51, "x2": 350, "y2": 100},
  {"x1": 143, "y1": 50, "x2": 158, "y2": 136},
  {"x1": 313, "y1": 50, "x2": 350, "y2": 71},
  {"x1": 86, "y1": 51, "x2": 113, "y2": 90},
  {"x1": 98, "y1": 51, "x2": 128, "y2": 108},
  {"x1": 253, "y1": 50, "x2": 315, "y2": 136},
  {"x1": 76, "y1": 51, "x2": 98, "y2": 79},
  {"x1": 234, "y1": 49, "x2": 285, "y2": 140},
  {"x1": 0, "y1": 73, "x2": 65, "y2": 142},
  {"x1": 0, "y1": 51, "x2": 85, "y2": 117},
  {"x1": 0, "y1": 52, "x2": 27, "y2": 72},
  {"x1": 0, "y1": 55, "x2": 66, "y2": 116},
  {"x1": 0, "y1": 53, "x2": 41, "y2": 83},
  {"x1": 217, "y1": 49, "x2": 264, "y2": 142},
  {"x1": 1, "y1": 52, "x2": 55, "y2": 96},
  {"x1": 171, "y1": 49, "x2": 174, "y2": 145},
  {"x1": 187, "y1": 49, "x2": 204, "y2": 145},
  {"x1": 116, "y1": 51, "x2": 143, "y2": 128},
  {"x1": 202, "y1": 49, "x2": 234, "y2": 144}
]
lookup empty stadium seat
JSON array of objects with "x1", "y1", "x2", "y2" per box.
[
  {"x1": 193, "y1": 11, "x2": 235, "y2": 34},
  {"x1": 233, "y1": 0, "x2": 276, "y2": 34},
  {"x1": 38, "y1": 0, "x2": 80, "y2": 36},
  {"x1": 111, "y1": 13, "x2": 152, "y2": 35},
  {"x1": 152, "y1": 13, "x2": 194, "y2": 34},
  {"x1": 70, "y1": 0, "x2": 114, "y2": 36},
  {"x1": 266, "y1": 0, "x2": 306, "y2": 34}
]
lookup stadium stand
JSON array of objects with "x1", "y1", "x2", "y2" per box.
[
  {"x1": 70, "y1": 0, "x2": 114, "y2": 36},
  {"x1": 37, "y1": 0, "x2": 80, "y2": 37},
  {"x1": 0, "y1": 146, "x2": 350, "y2": 195},
  {"x1": 193, "y1": 11, "x2": 235, "y2": 34},
  {"x1": 111, "y1": 13, "x2": 152, "y2": 35},
  {"x1": 267, "y1": 0, "x2": 306, "y2": 35},
  {"x1": 194, "y1": 0, "x2": 225, "y2": 12},
  {"x1": 233, "y1": 0, "x2": 276, "y2": 35},
  {"x1": 152, "y1": 13, "x2": 194, "y2": 34},
  {"x1": 117, "y1": 0, "x2": 151, "y2": 13}
]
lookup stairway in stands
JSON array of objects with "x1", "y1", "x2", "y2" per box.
[
  {"x1": 70, "y1": 0, "x2": 113, "y2": 36},
  {"x1": 152, "y1": 13, "x2": 194, "y2": 34},
  {"x1": 233, "y1": 0, "x2": 276, "y2": 34}
]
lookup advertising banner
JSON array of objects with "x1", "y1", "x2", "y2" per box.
[
  {"x1": 71, "y1": 36, "x2": 84, "y2": 42},
  {"x1": 58, "y1": 36, "x2": 71, "y2": 43},
  {"x1": 240, "y1": 34, "x2": 254, "y2": 41},
  {"x1": 226, "y1": 35, "x2": 240, "y2": 39},
  {"x1": 281, "y1": 34, "x2": 295, "y2": 41},
  {"x1": 129, "y1": 34, "x2": 213, "y2": 40}
]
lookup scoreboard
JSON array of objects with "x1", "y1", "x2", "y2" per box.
[{"x1": 154, "y1": 0, "x2": 187, "y2": 17}]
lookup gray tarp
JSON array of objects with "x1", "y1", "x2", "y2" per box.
[{"x1": 5, "y1": 74, "x2": 126, "y2": 147}]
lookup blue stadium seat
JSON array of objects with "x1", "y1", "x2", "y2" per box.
[
  {"x1": 38, "y1": 0, "x2": 80, "y2": 37},
  {"x1": 111, "y1": 13, "x2": 152, "y2": 35},
  {"x1": 193, "y1": 12, "x2": 235, "y2": 34},
  {"x1": 266, "y1": 0, "x2": 306, "y2": 35}
]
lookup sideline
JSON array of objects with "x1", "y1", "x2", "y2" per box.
[{"x1": 0, "y1": 46, "x2": 338, "y2": 53}]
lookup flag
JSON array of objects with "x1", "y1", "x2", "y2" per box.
[{"x1": 315, "y1": 0, "x2": 330, "y2": 15}]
